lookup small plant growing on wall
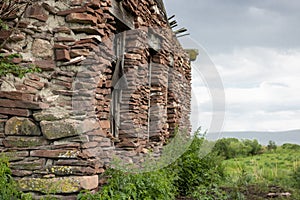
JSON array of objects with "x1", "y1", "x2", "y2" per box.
[
  {"x1": 0, "y1": 53, "x2": 41, "y2": 78},
  {"x1": 0, "y1": 0, "x2": 41, "y2": 79}
]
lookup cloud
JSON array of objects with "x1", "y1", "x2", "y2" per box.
[
  {"x1": 191, "y1": 47, "x2": 300, "y2": 132},
  {"x1": 164, "y1": 0, "x2": 300, "y2": 53},
  {"x1": 164, "y1": 1, "x2": 300, "y2": 132}
]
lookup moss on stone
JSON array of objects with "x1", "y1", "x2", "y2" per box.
[
  {"x1": 5, "y1": 117, "x2": 41, "y2": 136},
  {"x1": 3, "y1": 136, "x2": 47, "y2": 148},
  {"x1": 18, "y1": 177, "x2": 81, "y2": 194}
]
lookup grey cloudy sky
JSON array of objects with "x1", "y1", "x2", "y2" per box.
[{"x1": 164, "y1": 0, "x2": 300, "y2": 132}]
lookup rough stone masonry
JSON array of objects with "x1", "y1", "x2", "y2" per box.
[{"x1": 0, "y1": 0, "x2": 194, "y2": 198}]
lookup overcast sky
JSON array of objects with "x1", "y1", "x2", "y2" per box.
[{"x1": 164, "y1": 0, "x2": 300, "y2": 132}]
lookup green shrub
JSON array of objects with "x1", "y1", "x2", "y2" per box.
[
  {"x1": 282, "y1": 143, "x2": 300, "y2": 151},
  {"x1": 293, "y1": 166, "x2": 300, "y2": 189},
  {"x1": 267, "y1": 140, "x2": 277, "y2": 151},
  {"x1": 78, "y1": 168, "x2": 177, "y2": 200},
  {"x1": 78, "y1": 131, "x2": 227, "y2": 200},
  {"x1": 169, "y1": 133, "x2": 225, "y2": 197},
  {"x1": 0, "y1": 155, "x2": 22, "y2": 199}
]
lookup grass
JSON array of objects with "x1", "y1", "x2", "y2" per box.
[
  {"x1": 224, "y1": 148, "x2": 300, "y2": 185},
  {"x1": 222, "y1": 147, "x2": 300, "y2": 199}
]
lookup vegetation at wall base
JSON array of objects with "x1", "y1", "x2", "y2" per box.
[
  {"x1": 0, "y1": 155, "x2": 23, "y2": 199},
  {"x1": 2, "y1": 135, "x2": 300, "y2": 199},
  {"x1": 78, "y1": 168, "x2": 177, "y2": 200},
  {"x1": 78, "y1": 133, "x2": 228, "y2": 200}
]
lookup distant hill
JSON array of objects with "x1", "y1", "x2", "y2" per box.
[{"x1": 206, "y1": 130, "x2": 300, "y2": 145}]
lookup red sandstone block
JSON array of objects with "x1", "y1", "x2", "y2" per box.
[
  {"x1": 70, "y1": 0, "x2": 85, "y2": 6},
  {"x1": 24, "y1": 79, "x2": 45, "y2": 90},
  {"x1": 87, "y1": 0, "x2": 101, "y2": 8},
  {"x1": 53, "y1": 27, "x2": 72, "y2": 34},
  {"x1": 31, "y1": 149, "x2": 80, "y2": 159},
  {"x1": 42, "y1": 3, "x2": 57, "y2": 14},
  {"x1": 34, "y1": 59, "x2": 56, "y2": 71},
  {"x1": 0, "y1": 99, "x2": 48, "y2": 110},
  {"x1": 25, "y1": 5, "x2": 48, "y2": 22},
  {"x1": 15, "y1": 84, "x2": 38, "y2": 94},
  {"x1": 99, "y1": 120, "x2": 110, "y2": 129},
  {"x1": 0, "y1": 107, "x2": 31, "y2": 117},
  {"x1": 81, "y1": 142, "x2": 98, "y2": 149},
  {"x1": 54, "y1": 43, "x2": 69, "y2": 49},
  {"x1": 66, "y1": 13, "x2": 98, "y2": 25},
  {"x1": 57, "y1": 6, "x2": 89, "y2": 16},
  {"x1": 55, "y1": 37, "x2": 76, "y2": 42},
  {"x1": 70, "y1": 49, "x2": 90, "y2": 57},
  {"x1": 0, "y1": 91, "x2": 34, "y2": 102},
  {"x1": 55, "y1": 49, "x2": 71, "y2": 61}
]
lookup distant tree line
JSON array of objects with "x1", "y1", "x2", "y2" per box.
[{"x1": 213, "y1": 138, "x2": 263, "y2": 159}]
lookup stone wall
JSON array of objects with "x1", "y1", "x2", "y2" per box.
[{"x1": 0, "y1": 0, "x2": 192, "y2": 198}]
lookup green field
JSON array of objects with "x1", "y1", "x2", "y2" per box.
[
  {"x1": 224, "y1": 148, "x2": 300, "y2": 185},
  {"x1": 220, "y1": 145, "x2": 300, "y2": 200}
]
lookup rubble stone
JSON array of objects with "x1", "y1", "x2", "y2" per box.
[{"x1": 5, "y1": 117, "x2": 41, "y2": 136}]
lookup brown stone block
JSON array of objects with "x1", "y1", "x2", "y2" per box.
[
  {"x1": 0, "y1": 107, "x2": 32, "y2": 117},
  {"x1": 87, "y1": 0, "x2": 101, "y2": 8},
  {"x1": 82, "y1": 147, "x2": 103, "y2": 158},
  {"x1": 66, "y1": 13, "x2": 98, "y2": 25},
  {"x1": 57, "y1": 6, "x2": 89, "y2": 16},
  {"x1": 25, "y1": 4, "x2": 48, "y2": 22},
  {"x1": 18, "y1": 175, "x2": 98, "y2": 193},
  {"x1": 86, "y1": 129, "x2": 106, "y2": 137},
  {"x1": 10, "y1": 159, "x2": 45, "y2": 170},
  {"x1": 0, "y1": 91, "x2": 34, "y2": 102},
  {"x1": 55, "y1": 37, "x2": 76, "y2": 42},
  {"x1": 12, "y1": 170, "x2": 33, "y2": 177},
  {"x1": 81, "y1": 141, "x2": 98, "y2": 149},
  {"x1": 72, "y1": 43, "x2": 99, "y2": 52},
  {"x1": 5, "y1": 117, "x2": 41, "y2": 136},
  {"x1": 99, "y1": 120, "x2": 110, "y2": 129},
  {"x1": 56, "y1": 70, "x2": 76, "y2": 78},
  {"x1": 31, "y1": 149, "x2": 80, "y2": 159},
  {"x1": 54, "y1": 43, "x2": 69, "y2": 49},
  {"x1": 40, "y1": 120, "x2": 81, "y2": 140},
  {"x1": 0, "y1": 114, "x2": 8, "y2": 119},
  {"x1": 42, "y1": 3, "x2": 57, "y2": 14},
  {"x1": 28, "y1": 74, "x2": 41, "y2": 81},
  {"x1": 0, "y1": 99, "x2": 48, "y2": 110},
  {"x1": 55, "y1": 49, "x2": 71, "y2": 61},
  {"x1": 53, "y1": 80, "x2": 72, "y2": 89},
  {"x1": 48, "y1": 165, "x2": 96, "y2": 176},
  {"x1": 15, "y1": 84, "x2": 39, "y2": 94},
  {"x1": 53, "y1": 27, "x2": 71, "y2": 34},
  {"x1": 0, "y1": 30, "x2": 12, "y2": 41},
  {"x1": 34, "y1": 59, "x2": 56, "y2": 71},
  {"x1": 3, "y1": 151, "x2": 29, "y2": 162},
  {"x1": 71, "y1": 26, "x2": 105, "y2": 35},
  {"x1": 24, "y1": 79, "x2": 45, "y2": 90},
  {"x1": 54, "y1": 159, "x2": 102, "y2": 167},
  {"x1": 0, "y1": 119, "x2": 5, "y2": 133},
  {"x1": 71, "y1": 0, "x2": 85, "y2": 6},
  {"x1": 70, "y1": 49, "x2": 90, "y2": 57},
  {"x1": 3, "y1": 136, "x2": 47, "y2": 148}
]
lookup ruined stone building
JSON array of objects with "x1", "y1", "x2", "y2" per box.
[{"x1": 0, "y1": 0, "x2": 195, "y2": 198}]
